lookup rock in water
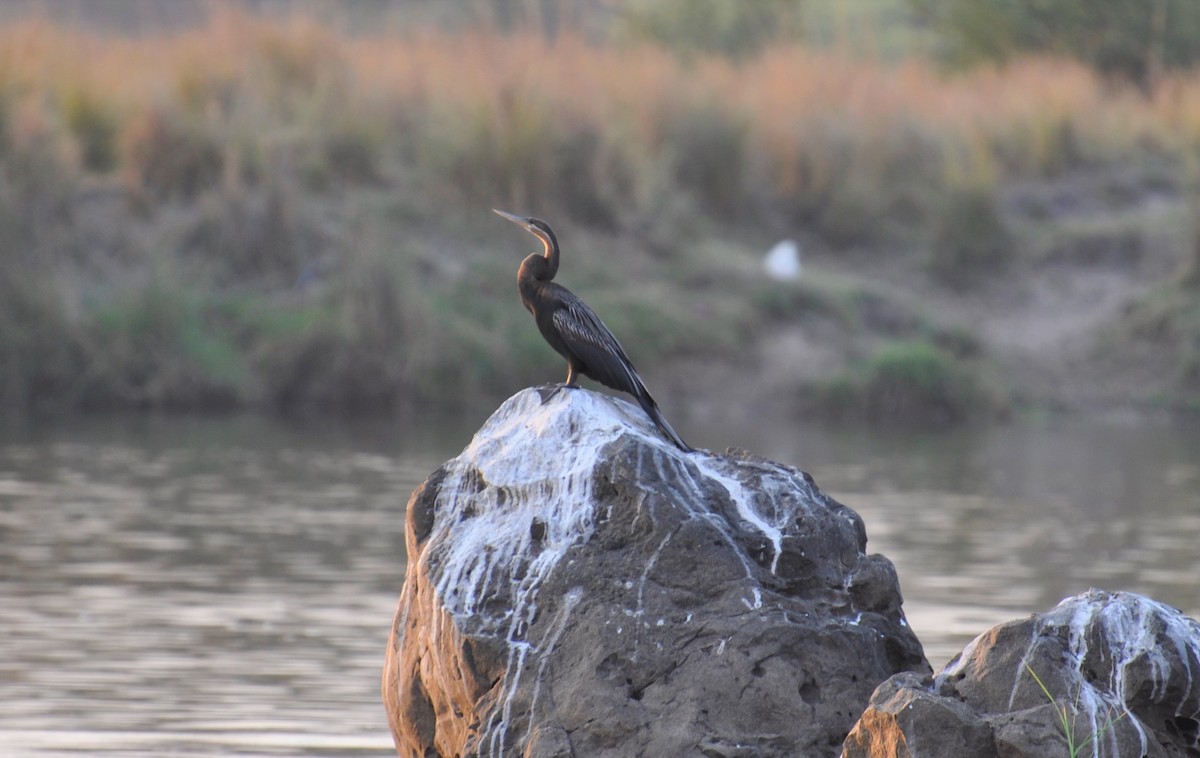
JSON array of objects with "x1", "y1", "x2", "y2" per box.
[
  {"x1": 384, "y1": 387, "x2": 928, "y2": 757},
  {"x1": 843, "y1": 590, "x2": 1200, "y2": 757}
]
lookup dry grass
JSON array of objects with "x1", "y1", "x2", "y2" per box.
[
  {"x1": 2, "y1": 8, "x2": 1199, "y2": 412},
  {"x1": 2, "y1": 12, "x2": 1198, "y2": 204}
]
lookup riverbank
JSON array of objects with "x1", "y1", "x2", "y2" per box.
[
  {"x1": 15, "y1": 162, "x2": 1196, "y2": 425},
  {"x1": 674, "y1": 162, "x2": 1200, "y2": 428},
  {"x1": 1, "y1": 12, "x2": 1198, "y2": 421}
]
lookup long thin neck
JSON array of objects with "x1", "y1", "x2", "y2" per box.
[{"x1": 538, "y1": 227, "x2": 559, "y2": 281}]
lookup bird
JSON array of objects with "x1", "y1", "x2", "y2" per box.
[{"x1": 493, "y1": 209, "x2": 692, "y2": 453}]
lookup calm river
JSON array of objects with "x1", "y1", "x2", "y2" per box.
[{"x1": 1, "y1": 409, "x2": 1197, "y2": 755}]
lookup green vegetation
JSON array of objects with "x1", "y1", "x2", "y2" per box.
[
  {"x1": 911, "y1": 0, "x2": 1200, "y2": 85},
  {"x1": 619, "y1": 0, "x2": 804, "y2": 59},
  {"x1": 818, "y1": 339, "x2": 989, "y2": 427},
  {"x1": 1120, "y1": 274, "x2": 1200, "y2": 409},
  {"x1": 0, "y1": 271, "x2": 84, "y2": 411},
  {"x1": 927, "y1": 179, "x2": 1012, "y2": 284},
  {"x1": 0, "y1": 5, "x2": 1198, "y2": 417},
  {"x1": 61, "y1": 86, "x2": 119, "y2": 174},
  {"x1": 1023, "y1": 663, "x2": 1129, "y2": 757}
]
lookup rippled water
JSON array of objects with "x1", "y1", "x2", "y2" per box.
[
  {"x1": 0, "y1": 414, "x2": 456, "y2": 757},
  {"x1": 1, "y1": 410, "x2": 1197, "y2": 755},
  {"x1": 742, "y1": 415, "x2": 1200, "y2": 666}
]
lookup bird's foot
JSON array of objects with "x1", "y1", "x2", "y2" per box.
[{"x1": 537, "y1": 382, "x2": 580, "y2": 404}]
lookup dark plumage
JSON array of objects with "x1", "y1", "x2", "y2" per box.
[{"x1": 493, "y1": 209, "x2": 692, "y2": 453}]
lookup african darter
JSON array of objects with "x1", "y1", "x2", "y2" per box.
[{"x1": 493, "y1": 210, "x2": 692, "y2": 453}]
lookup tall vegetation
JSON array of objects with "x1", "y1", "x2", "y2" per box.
[
  {"x1": 910, "y1": 0, "x2": 1200, "y2": 85},
  {"x1": 0, "y1": 8, "x2": 1199, "y2": 412},
  {"x1": 618, "y1": 0, "x2": 804, "y2": 59}
]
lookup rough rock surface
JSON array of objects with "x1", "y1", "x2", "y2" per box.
[
  {"x1": 383, "y1": 387, "x2": 929, "y2": 757},
  {"x1": 843, "y1": 590, "x2": 1200, "y2": 758}
]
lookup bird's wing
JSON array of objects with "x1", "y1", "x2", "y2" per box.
[
  {"x1": 552, "y1": 297, "x2": 645, "y2": 395},
  {"x1": 551, "y1": 291, "x2": 692, "y2": 452}
]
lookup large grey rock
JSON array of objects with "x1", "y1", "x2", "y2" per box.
[
  {"x1": 383, "y1": 387, "x2": 928, "y2": 757},
  {"x1": 843, "y1": 590, "x2": 1200, "y2": 758}
]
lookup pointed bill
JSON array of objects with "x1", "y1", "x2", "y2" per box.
[{"x1": 492, "y1": 209, "x2": 527, "y2": 226}]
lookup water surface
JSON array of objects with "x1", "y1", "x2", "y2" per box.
[{"x1": 1, "y1": 410, "x2": 1196, "y2": 755}]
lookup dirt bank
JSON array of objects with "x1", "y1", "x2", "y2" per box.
[{"x1": 668, "y1": 165, "x2": 1199, "y2": 427}]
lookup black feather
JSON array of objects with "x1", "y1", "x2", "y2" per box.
[{"x1": 496, "y1": 210, "x2": 693, "y2": 452}]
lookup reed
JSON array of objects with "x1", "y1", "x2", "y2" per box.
[
  {"x1": 2, "y1": 14, "x2": 1197, "y2": 213},
  {"x1": 1, "y1": 9, "x2": 1199, "y2": 412},
  {"x1": 1023, "y1": 663, "x2": 1129, "y2": 758}
]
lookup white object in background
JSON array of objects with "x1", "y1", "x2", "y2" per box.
[{"x1": 763, "y1": 239, "x2": 801, "y2": 281}]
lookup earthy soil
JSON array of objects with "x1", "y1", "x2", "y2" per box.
[{"x1": 667, "y1": 172, "x2": 1196, "y2": 427}]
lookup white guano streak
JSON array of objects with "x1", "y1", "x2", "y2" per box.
[
  {"x1": 691, "y1": 456, "x2": 785, "y2": 575},
  {"x1": 417, "y1": 390, "x2": 665, "y2": 757}
]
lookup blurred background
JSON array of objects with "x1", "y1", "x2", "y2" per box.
[{"x1": 0, "y1": 1, "x2": 1197, "y2": 755}]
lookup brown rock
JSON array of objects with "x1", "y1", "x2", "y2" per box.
[
  {"x1": 843, "y1": 672, "x2": 993, "y2": 758},
  {"x1": 844, "y1": 590, "x2": 1200, "y2": 757},
  {"x1": 383, "y1": 388, "x2": 929, "y2": 757}
]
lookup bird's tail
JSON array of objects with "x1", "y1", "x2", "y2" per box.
[{"x1": 636, "y1": 391, "x2": 693, "y2": 453}]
